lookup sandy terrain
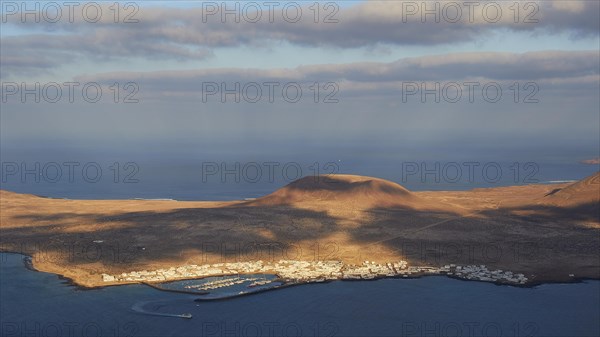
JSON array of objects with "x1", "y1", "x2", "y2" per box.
[{"x1": 1, "y1": 173, "x2": 598, "y2": 287}]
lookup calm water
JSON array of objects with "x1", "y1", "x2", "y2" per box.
[
  {"x1": 1, "y1": 149, "x2": 598, "y2": 200},
  {"x1": 157, "y1": 274, "x2": 283, "y2": 299},
  {"x1": 1, "y1": 253, "x2": 598, "y2": 337}
]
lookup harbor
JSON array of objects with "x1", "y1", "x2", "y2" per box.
[
  {"x1": 102, "y1": 259, "x2": 531, "y2": 296},
  {"x1": 146, "y1": 274, "x2": 285, "y2": 300}
]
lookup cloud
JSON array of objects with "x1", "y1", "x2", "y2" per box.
[
  {"x1": 67, "y1": 50, "x2": 598, "y2": 99},
  {"x1": 0, "y1": 31, "x2": 213, "y2": 78},
  {"x1": 2, "y1": 0, "x2": 598, "y2": 76}
]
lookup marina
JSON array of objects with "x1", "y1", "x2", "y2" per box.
[{"x1": 146, "y1": 274, "x2": 285, "y2": 300}]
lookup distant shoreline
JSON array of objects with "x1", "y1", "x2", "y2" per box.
[{"x1": 0, "y1": 179, "x2": 579, "y2": 202}]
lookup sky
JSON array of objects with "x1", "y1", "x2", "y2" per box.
[{"x1": 0, "y1": 0, "x2": 599, "y2": 190}]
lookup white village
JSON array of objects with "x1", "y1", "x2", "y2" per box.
[{"x1": 102, "y1": 260, "x2": 529, "y2": 286}]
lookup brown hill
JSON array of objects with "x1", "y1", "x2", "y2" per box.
[
  {"x1": 248, "y1": 174, "x2": 426, "y2": 209},
  {"x1": 533, "y1": 172, "x2": 599, "y2": 223},
  {"x1": 541, "y1": 172, "x2": 600, "y2": 206}
]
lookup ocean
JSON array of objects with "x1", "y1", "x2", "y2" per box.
[
  {"x1": 1, "y1": 155, "x2": 598, "y2": 201},
  {"x1": 1, "y1": 253, "x2": 599, "y2": 337}
]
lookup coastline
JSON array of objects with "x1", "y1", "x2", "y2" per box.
[
  {"x1": 4, "y1": 251, "x2": 598, "y2": 295},
  {"x1": 3, "y1": 254, "x2": 599, "y2": 337},
  {"x1": 2, "y1": 173, "x2": 598, "y2": 293}
]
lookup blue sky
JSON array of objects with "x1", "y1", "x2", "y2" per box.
[{"x1": 1, "y1": 0, "x2": 599, "y2": 182}]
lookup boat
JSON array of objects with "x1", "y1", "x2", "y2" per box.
[
  {"x1": 179, "y1": 313, "x2": 193, "y2": 319},
  {"x1": 247, "y1": 279, "x2": 272, "y2": 288}
]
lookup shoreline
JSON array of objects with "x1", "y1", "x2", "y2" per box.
[
  {"x1": 1, "y1": 180, "x2": 575, "y2": 202},
  {"x1": 2, "y1": 174, "x2": 598, "y2": 294},
  {"x1": 4, "y1": 251, "x2": 597, "y2": 293}
]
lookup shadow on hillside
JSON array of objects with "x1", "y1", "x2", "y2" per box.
[
  {"x1": 277, "y1": 176, "x2": 411, "y2": 194},
  {"x1": 2, "y1": 204, "x2": 343, "y2": 268},
  {"x1": 2, "y1": 195, "x2": 598, "y2": 272},
  {"x1": 482, "y1": 201, "x2": 600, "y2": 224}
]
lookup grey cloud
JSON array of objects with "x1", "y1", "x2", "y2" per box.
[
  {"x1": 0, "y1": 30, "x2": 213, "y2": 78},
  {"x1": 70, "y1": 50, "x2": 598, "y2": 98},
  {"x1": 2, "y1": 0, "x2": 598, "y2": 76}
]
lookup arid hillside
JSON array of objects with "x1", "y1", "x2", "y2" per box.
[
  {"x1": 252, "y1": 175, "x2": 416, "y2": 206},
  {"x1": 1, "y1": 173, "x2": 598, "y2": 287}
]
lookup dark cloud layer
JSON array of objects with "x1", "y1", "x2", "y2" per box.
[
  {"x1": 2, "y1": 0, "x2": 599, "y2": 76},
  {"x1": 68, "y1": 50, "x2": 598, "y2": 99}
]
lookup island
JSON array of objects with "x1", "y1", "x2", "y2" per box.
[{"x1": 1, "y1": 173, "x2": 598, "y2": 288}]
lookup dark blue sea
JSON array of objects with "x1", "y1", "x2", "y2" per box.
[
  {"x1": 1, "y1": 151, "x2": 598, "y2": 200},
  {"x1": 1, "y1": 253, "x2": 599, "y2": 337}
]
